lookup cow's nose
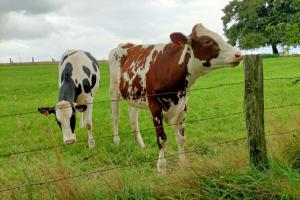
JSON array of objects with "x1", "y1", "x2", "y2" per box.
[
  {"x1": 65, "y1": 139, "x2": 76, "y2": 145},
  {"x1": 235, "y1": 52, "x2": 243, "y2": 61}
]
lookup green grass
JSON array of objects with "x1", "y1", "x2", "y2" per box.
[{"x1": 0, "y1": 56, "x2": 300, "y2": 199}]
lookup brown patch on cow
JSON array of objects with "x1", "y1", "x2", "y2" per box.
[
  {"x1": 119, "y1": 76, "x2": 130, "y2": 99},
  {"x1": 189, "y1": 29, "x2": 220, "y2": 66},
  {"x1": 145, "y1": 43, "x2": 191, "y2": 110},
  {"x1": 147, "y1": 43, "x2": 190, "y2": 94},
  {"x1": 118, "y1": 44, "x2": 154, "y2": 100},
  {"x1": 131, "y1": 75, "x2": 145, "y2": 100},
  {"x1": 122, "y1": 43, "x2": 135, "y2": 49}
]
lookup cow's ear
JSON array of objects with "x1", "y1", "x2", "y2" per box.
[
  {"x1": 75, "y1": 104, "x2": 87, "y2": 112},
  {"x1": 170, "y1": 32, "x2": 188, "y2": 45},
  {"x1": 38, "y1": 107, "x2": 55, "y2": 116}
]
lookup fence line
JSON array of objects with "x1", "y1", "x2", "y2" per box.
[
  {"x1": 1, "y1": 102, "x2": 300, "y2": 159},
  {"x1": 0, "y1": 110, "x2": 244, "y2": 158},
  {"x1": 0, "y1": 129, "x2": 298, "y2": 193},
  {"x1": 1, "y1": 75, "x2": 299, "y2": 118}
]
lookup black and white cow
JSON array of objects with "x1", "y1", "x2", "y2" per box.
[{"x1": 38, "y1": 50, "x2": 100, "y2": 148}]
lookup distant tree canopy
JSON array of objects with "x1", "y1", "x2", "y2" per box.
[{"x1": 222, "y1": 0, "x2": 300, "y2": 54}]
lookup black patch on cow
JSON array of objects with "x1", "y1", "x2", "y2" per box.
[
  {"x1": 203, "y1": 61, "x2": 211, "y2": 67},
  {"x1": 61, "y1": 62, "x2": 73, "y2": 82},
  {"x1": 69, "y1": 50, "x2": 78, "y2": 56},
  {"x1": 92, "y1": 62, "x2": 98, "y2": 72},
  {"x1": 154, "y1": 78, "x2": 188, "y2": 111},
  {"x1": 82, "y1": 79, "x2": 91, "y2": 93},
  {"x1": 91, "y1": 74, "x2": 97, "y2": 89},
  {"x1": 70, "y1": 107, "x2": 76, "y2": 133},
  {"x1": 84, "y1": 51, "x2": 98, "y2": 64},
  {"x1": 59, "y1": 62, "x2": 82, "y2": 102},
  {"x1": 75, "y1": 79, "x2": 78, "y2": 84},
  {"x1": 60, "y1": 51, "x2": 78, "y2": 65},
  {"x1": 75, "y1": 83, "x2": 82, "y2": 100},
  {"x1": 82, "y1": 65, "x2": 91, "y2": 78},
  {"x1": 61, "y1": 54, "x2": 68, "y2": 65}
]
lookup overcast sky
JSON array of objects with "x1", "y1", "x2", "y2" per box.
[{"x1": 0, "y1": 0, "x2": 298, "y2": 63}]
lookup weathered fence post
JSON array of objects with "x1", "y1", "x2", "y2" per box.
[{"x1": 244, "y1": 54, "x2": 268, "y2": 170}]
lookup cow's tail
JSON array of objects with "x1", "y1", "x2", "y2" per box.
[
  {"x1": 108, "y1": 46, "x2": 123, "y2": 100},
  {"x1": 108, "y1": 44, "x2": 128, "y2": 84}
]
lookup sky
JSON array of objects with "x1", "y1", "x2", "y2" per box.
[{"x1": 0, "y1": 0, "x2": 298, "y2": 63}]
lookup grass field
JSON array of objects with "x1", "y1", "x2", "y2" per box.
[{"x1": 0, "y1": 56, "x2": 300, "y2": 199}]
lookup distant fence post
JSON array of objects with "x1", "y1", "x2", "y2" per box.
[{"x1": 244, "y1": 54, "x2": 268, "y2": 170}]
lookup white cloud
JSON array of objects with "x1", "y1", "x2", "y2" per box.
[
  {"x1": 3, "y1": 0, "x2": 296, "y2": 63},
  {"x1": 0, "y1": 11, "x2": 55, "y2": 40}
]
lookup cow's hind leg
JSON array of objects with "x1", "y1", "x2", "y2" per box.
[
  {"x1": 176, "y1": 107, "x2": 187, "y2": 163},
  {"x1": 110, "y1": 85, "x2": 120, "y2": 145},
  {"x1": 84, "y1": 103, "x2": 95, "y2": 148},
  {"x1": 128, "y1": 106, "x2": 145, "y2": 148}
]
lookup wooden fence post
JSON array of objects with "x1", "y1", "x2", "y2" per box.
[{"x1": 244, "y1": 54, "x2": 268, "y2": 170}]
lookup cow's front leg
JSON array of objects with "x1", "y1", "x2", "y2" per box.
[
  {"x1": 84, "y1": 103, "x2": 95, "y2": 148},
  {"x1": 79, "y1": 112, "x2": 84, "y2": 128},
  {"x1": 150, "y1": 105, "x2": 167, "y2": 174},
  {"x1": 176, "y1": 107, "x2": 187, "y2": 163}
]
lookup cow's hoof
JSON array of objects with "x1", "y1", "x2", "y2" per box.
[
  {"x1": 65, "y1": 139, "x2": 76, "y2": 145},
  {"x1": 88, "y1": 139, "x2": 96, "y2": 148},
  {"x1": 138, "y1": 142, "x2": 146, "y2": 148},
  {"x1": 113, "y1": 137, "x2": 120, "y2": 146},
  {"x1": 79, "y1": 124, "x2": 85, "y2": 129},
  {"x1": 157, "y1": 159, "x2": 167, "y2": 175},
  {"x1": 179, "y1": 157, "x2": 189, "y2": 168}
]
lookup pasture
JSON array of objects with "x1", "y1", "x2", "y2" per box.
[{"x1": 0, "y1": 56, "x2": 300, "y2": 199}]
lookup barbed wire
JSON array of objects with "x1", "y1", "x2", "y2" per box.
[
  {"x1": 0, "y1": 129, "x2": 298, "y2": 193},
  {"x1": 0, "y1": 136, "x2": 250, "y2": 193},
  {"x1": 1, "y1": 75, "x2": 299, "y2": 118},
  {"x1": 0, "y1": 110, "x2": 244, "y2": 159},
  {"x1": 1, "y1": 101, "x2": 300, "y2": 159}
]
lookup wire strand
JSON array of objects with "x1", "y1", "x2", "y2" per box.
[
  {"x1": 0, "y1": 129, "x2": 298, "y2": 193},
  {"x1": 1, "y1": 75, "x2": 299, "y2": 118}
]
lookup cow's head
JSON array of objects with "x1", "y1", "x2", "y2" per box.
[
  {"x1": 38, "y1": 101, "x2": 87, "y2": 144},
  {"x1": 170, "y1": 23, "x2": 243, "y2": 68}
]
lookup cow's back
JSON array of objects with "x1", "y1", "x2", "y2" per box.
[
  {"x1": 59, "y1": 50, "x2": 100, "y2": 100},
  {"x1": 109, "y1": 43, "x2": 167, "y2": 105}
]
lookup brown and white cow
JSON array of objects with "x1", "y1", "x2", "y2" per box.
[
  {"x1": 38, "y1": 50, "x2": 100, "y2": 148},
  {"x1": 109, "y1": 23, "x2": 243, "y2": 173}
]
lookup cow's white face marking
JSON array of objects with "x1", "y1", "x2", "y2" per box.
[
  {"x1": 192, "y1": 23, "x2": 242, "y2": 68},
  {"x1": 55, "y1": 101, "x2": 76, "y2": 144}
]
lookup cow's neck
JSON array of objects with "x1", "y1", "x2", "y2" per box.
[
  {"x1": 181, "y1": 45, "x2": 213, "y2": 89},
  {"x1": 59, "y1": 80, "x2": 76, "y2": 102}
]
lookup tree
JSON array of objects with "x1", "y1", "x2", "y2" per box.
[{"x1": 222, "y1": 0, "x2": 300, "y2": 54}]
